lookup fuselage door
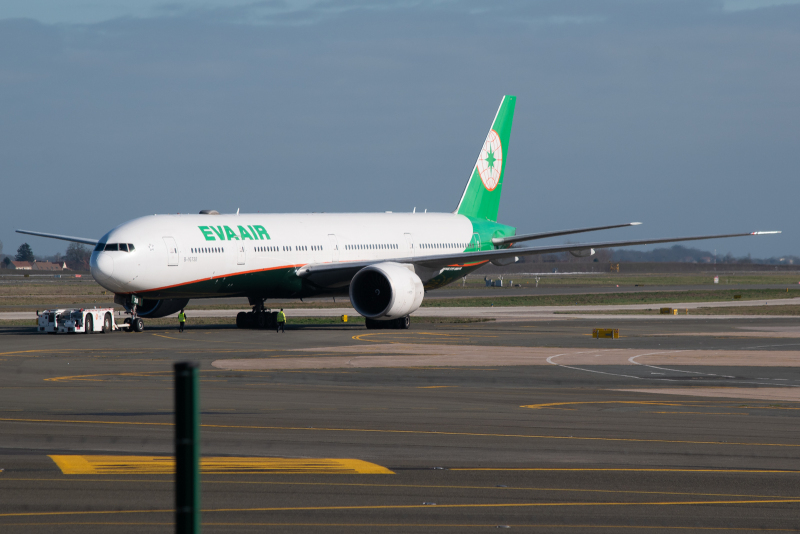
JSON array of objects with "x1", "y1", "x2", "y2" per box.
[
  {"x1": 404, "y1": 233, "x2": 415, "y2": 258},
  {"x1": 328, "y1": 234, "x2": 339, "y2": 262},
  {"x1": 237, "y1": 244, "x2": 246, "y2": 265},
  {"x1": 163, "y1": 237, "x2": 179, "y2": 266}
]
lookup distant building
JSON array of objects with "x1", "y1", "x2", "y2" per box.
[
  {"x1": 32, "y1": 261, "x2": 67, "y2": 271},
  {"x1": 9, "y1": 261, "x2": 33, "y2": 270}
]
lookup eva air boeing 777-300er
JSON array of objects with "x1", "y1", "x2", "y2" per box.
[{"x1": 18, "y1": 96, "x2": 780, "y2": 331}]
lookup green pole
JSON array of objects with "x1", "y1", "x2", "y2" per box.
[{"x1": 175, "y1": 361, "x2": 200, "y2": 534}]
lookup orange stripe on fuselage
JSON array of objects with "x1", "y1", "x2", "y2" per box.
[
  {"x1": 117, "y1": 263, "x2": 306, "y2": 295},
  {"x1": 121, "y1": 257, "x2": 489, "y2": 296}
]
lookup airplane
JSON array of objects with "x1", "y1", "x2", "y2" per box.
[{"x1": 18, "y1": 96, "x2": 780, "y2": 332}]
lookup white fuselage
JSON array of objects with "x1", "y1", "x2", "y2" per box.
[{"x1": 90, "y1": 212, "x2": 479, "y2": 297}]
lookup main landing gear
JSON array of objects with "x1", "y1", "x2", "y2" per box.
[
  {"x1": 365, "y1": 316, "x2": 410, "y2": 330},
  {"x1": 236, "y1": 298, "x2": 278, "y2": 330}
]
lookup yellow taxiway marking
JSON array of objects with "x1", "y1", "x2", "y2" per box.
[
  {"x1": 7, "y1": 477, "x2": 800, "y2": 501},
  {"x1": 417, "y1": 386, "x2": 455, "y2": 389},
  {"x1": 45, "y1": 371, "x2": 170, "y2": 383},
  {"x1": 1, "y1": 417, "x2": 798, "y2": 448},
  {"x1": 3, "y1": 499, "x2": 800, "y2": 518},
  {"x1": 4, "y1": 524, "x2": 800, "y2": 532},
  {"x1": 652, "y1": 412, "x2": 749, "y2": 415},
  {"x1": 48, "y1": 455, "x2": 393, "y2": 475},
  {"x1": 352, "y1": 332, "x2": 498, "y2": 343},
  {"x1": 449, "y1": 468, "x2": 800, "y2": 474},
  {"x1": 519, "y1": 400, "x2": 800, "y2": 411}
]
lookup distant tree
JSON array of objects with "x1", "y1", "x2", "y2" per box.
[
  {"x1": 2, "y1": 257, "x2": 10, "y2": 267},
  {"x1": 65, "y1": 242, "x2": 91, "y2": 271},
  {"x1": 15, "y1": 243, "x2": 34, "y2": 262}
]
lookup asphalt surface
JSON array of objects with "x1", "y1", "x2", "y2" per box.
[{"x1": 2, "y1": 318, "x2": 800, "y2": 532}]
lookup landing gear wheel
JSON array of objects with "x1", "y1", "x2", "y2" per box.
[
  {"x1": 398, "y1": 316, "x2": 410, "y2": 329},
  {"x1": 131, "y1": 317, "x2": 144, "y2": 332},
  {"x1": 102, "y1": 312, "x2": 112, "y2": 333},
  {"x1": 236, "y1": 312, "x2": 247, "y2": 329},
  {"x1": 85, "y1": 314, "x2": 93, "y2": 334},
  {"x1": 365, "y1": 318, "x2": 378, "y2": 330},
  {"x1": 123, "y1": 318, "x2": 131, "y2": 332},
  {"x1": 256, "y1": 313, "x2": 267, "y2": 330}
]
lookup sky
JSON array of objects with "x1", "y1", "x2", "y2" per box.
[{"x1": 1, "y1": 0, "x2": 799, "y2": 259}]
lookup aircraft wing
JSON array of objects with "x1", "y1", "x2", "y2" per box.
[
  {"x1": 16, "y1": 229, "x2": 99, "y2": 246},
  {"x1": 491, "y1": 222, "x2": 641, "y2": 245},
  {"x1": 298, "y1": 230, "x2": 780, "y2": 288}
]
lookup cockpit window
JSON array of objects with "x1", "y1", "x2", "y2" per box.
[{"x1": 96, "y1": 243, "x2": 136, "y2": 252}]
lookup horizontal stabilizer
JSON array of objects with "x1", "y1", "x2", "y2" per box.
[
  {"x1": 16, "y1": 229, "x2": 98, "y2": 246},
  {"x1": 492, "y1": 222, "x2": 642, "y2": 245}
]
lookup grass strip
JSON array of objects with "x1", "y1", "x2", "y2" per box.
[
  {"x1": 556, "y1": 305, "x2": 800, "y2": 316},
  {"x1": 421, "y1": 289, "x2": 800, "y2": 308}
]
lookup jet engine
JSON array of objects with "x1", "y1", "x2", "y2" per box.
[{"x1": 349, "y1": 263, "x2": 424, "y2": 320}]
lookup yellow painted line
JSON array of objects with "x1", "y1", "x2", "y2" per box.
[
  {"x1": 48, "y1": 455, "x2": 393, "y2": 475},
  {"x1": 3, "y1": 499, "x2": 800, "y2": 518},
  {"x1": 449, "y1": 468, "x2": 800, "y2": 474},
  {"x1": 45, "y1": 371, "x2": 170, "y2": 382},
  {"x1": 652, "y1": 412, "x2": 749, "y2": 415},
  {"x1": 0, "y1": 417, "x2": 798, "y2": 448},
  {"x1": 522, "y1": 400, "x2": 800, "y2": 412},
  {"x1": 150, "y1": 333, "x2": 190, "y2": 341},
  {"x1": 1, "y1": 523, "x2": 797, "y2": 531},
  {"x1": 417, "y1": 386, "x2": 455, "y2": 389},
  {"x1": 6, "y1": 477, "x2": 800, "y2": 501},
  {"x1": 351, "y1": 332, "x2": 498, "y2": 342},
  {"x1": 522, "y1": 401, "x2": 706, "y2": 410}
]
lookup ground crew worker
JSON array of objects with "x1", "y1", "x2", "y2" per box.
[
  {"x1": 277, "y1": 308, "x2": 286, "y2": 333},
  {"x1": 178, "y1": 309, "x2": 186, "y2": 332}
]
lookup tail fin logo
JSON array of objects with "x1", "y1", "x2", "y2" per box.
[{"x1": 477, "y1": 129, "x2": 503, "y2": 191}]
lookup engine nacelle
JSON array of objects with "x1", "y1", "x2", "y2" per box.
[
  {"x1": 349, "y1": 262, "x2": 424, "y2": 320},
  {"x1": 569, "y1": 248, "x2": 595, "y2": 258}
]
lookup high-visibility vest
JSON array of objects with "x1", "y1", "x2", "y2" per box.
[
  {"x1": 277, "y1": 311, "x2": 286, "y2": 322},
  {"x1": 178, "y1": 312, "x2": 186, "y2": 322}
]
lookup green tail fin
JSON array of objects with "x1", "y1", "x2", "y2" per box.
[{"x1": 455, "y1": 95, "x2": 516, "y2": 222}]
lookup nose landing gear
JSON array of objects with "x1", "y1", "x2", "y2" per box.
[{"x1": 115, "y1": 294, "x2": 145, "y2": 332}]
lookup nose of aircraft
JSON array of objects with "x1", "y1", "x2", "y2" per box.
[{"x1": 91, "y1": 252, "x2": 114, "y2": 284}]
